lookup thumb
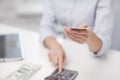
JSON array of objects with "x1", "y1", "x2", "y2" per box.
[{"x1": 80, "y1": 23, "x2": 88, "y2": 28}]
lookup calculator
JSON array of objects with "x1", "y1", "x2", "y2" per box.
[{"x1": 45, "y1": 69, "x2": 78, "y2": 80}]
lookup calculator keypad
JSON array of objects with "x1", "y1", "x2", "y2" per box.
[{"x1": 45, "y1": 69, "x2": 78, "y2": 80}]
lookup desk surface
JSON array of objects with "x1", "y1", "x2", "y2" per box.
[{"x1": 0, "y1": 24, "x2": 120, "y2": 80}]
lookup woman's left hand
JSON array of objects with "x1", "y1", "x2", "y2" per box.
[
  {"x1": 64, "y1": 24, "x2": 92, "y2": 44},
  {"x1": 64, "y1": 24, "x2": 103, "y2": 53}
]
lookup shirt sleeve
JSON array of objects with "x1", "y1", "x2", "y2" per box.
[
  {"x1": 93, "y1": 0, "x2": 114, "y2": 56},
  {"x1": 39, "y1": 0, "x2": 57, "y2": 46}
]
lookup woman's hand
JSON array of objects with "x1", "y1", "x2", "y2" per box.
[
  {"x1": 64, "y1": 24, "x2": 102, "y2": 53},
  {"x1": 64, "y1": 24, "x2": 91, "y2": 44},
  {"x1": 48, "y1": 45, "x2": 66, "y2": 72},
  {"x1": 44, "y1": 36, "x2": 66, "y2": 72}
]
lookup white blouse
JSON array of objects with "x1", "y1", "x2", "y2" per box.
[{"x1": 39, "y1": 0, "x2": 114, "y2": 56}]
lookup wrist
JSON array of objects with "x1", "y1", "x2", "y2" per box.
[
  {"x1": 86, "y1": 31, "x2": 102, "y2": 53},
  {"x1": 50, "y1": 42, "x2": 62, "y2": 50},
  {"x1": 86, "y1": 31, "x2": 95, "y2": 44},
  {"x1": 44, "y1": 36, "x2": 62, "y2": 50}
]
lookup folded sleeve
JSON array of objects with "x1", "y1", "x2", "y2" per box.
[
  {"x1": 39, "y1": 0, "x2": 57, "y2": 46},
  {"x1": 93, "y1": 0, "x2": 114, "y2": 56}
]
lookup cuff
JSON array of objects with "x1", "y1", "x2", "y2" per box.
[
  {"x1": 39, "y1": 30, "x2": 56, "y2": 47},
  {"x1": 92, "y1": 34, "x2": 110, "y2": 56}
]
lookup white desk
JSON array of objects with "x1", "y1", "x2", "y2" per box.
[{"x1": 0, "y1": 24, "x2": 120, "y2": 80}]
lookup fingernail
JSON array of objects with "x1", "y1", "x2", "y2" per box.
[{"x1": 59, "y1": 69, "x2": 62, "y2": 73}]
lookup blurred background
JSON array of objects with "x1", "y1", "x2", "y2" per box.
[
  {"x1": 0, "y1": 0, "x2": 43, "y2": 31},
  {"x1": 0, "y1": 0, "x2": 120, "y2": 50}
]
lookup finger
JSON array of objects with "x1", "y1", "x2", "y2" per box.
[
  {"x1": 58, "y1": 54, "x2": 63, "y2": 73},
  {"x1": 65, "y1": 27, "x2": 89, "y2": 38},
  {"x1": 79, "y1": 23, "x2": 88, "y2": 28},
  {"x1": 64, "y1": 27, "x2": 72, "y2": 34},
  {"x1": 80, "y1": 24, "x2": 92, "y2": 33},
  {"x1": 71, "y1": 29, "x2": 89, "y2": 35},
  {"x1": 64, "y1": 27, "x2": 89, "y2": 41},
  {"x1": 48, "y1": 52, "x2": 52, "y2": 62},
  {"x1": 77, "y1": 24, "x2": 89, "y2": 33},
  {"x1": 67, "y1": 33, "x2": 86, "y2": 44},
  {"x1": 54, "y1": 56, "x2": 59, "y2": 65},
  {"x1": 64, "y1": 27, "x2": 89, "y2": 39},
  {"x1": 51, "y1": 54, "x2": 59, "y2": 65},
  {"x1": 66, "y1": 30, "x2": 88, "y2": 41},
  {"x1": 79, "y1": 24, "x2": 91, "y2": 35},
  {"x1": 68, "y1": 34, "x2": 85, "y2": 43},
  {"x1": 70, "y1": 32, "x2": 89, "y2": 39},
  {"x1": 63, "y1": 54, "x2": 66, "y2": 63},
  {"x1": 50, "y1": 53, "x2": 57, "y2": 65}
]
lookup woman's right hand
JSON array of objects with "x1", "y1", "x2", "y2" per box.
[{"x1": 48, "y1": 45, "x2": 66, "y2": 72}]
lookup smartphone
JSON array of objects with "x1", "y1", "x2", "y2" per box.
[{"x1": 70, "y1": 27, "x2": 87, "y2": 31}]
